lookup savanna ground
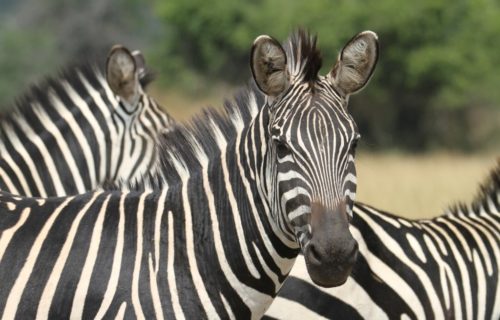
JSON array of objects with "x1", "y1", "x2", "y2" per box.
[{"x1": 151, "y1": 86, "x2": 499, "y2": 220}]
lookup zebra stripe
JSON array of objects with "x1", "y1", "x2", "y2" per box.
[
  {"x1": 0, "y1": 30, "x2": 378, "y2": 318},
  {"x1": 266, "y1": 161, "x2": 500, "y2": 319},
  {"x1": 0, "y1": 46, "x2": 173, "y2": 197}
]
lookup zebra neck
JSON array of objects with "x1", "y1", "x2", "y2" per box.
[
  {"x1": 0, "y1": 69, "x2": 115, "y2": 196},
  {"x1": 150, "y1": 109, "x2": 298, "y2": 317},
  {"x1": 108, "y1": 97, "x2": 166, "y2": 183}
]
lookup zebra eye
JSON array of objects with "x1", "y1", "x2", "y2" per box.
[{"x1": 275, "y1": 140, "x2": 291, "y2": 155}]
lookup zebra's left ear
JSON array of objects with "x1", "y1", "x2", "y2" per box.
[
  {"x1": 106, "y1": 45, "x2": 141, "y2": 105},
  {"x1": 250, "y1": 35, "x2": 289, "y2": 97},
  {"x1": 328, "y1": 31, "x2": 378, "y2": 97}
]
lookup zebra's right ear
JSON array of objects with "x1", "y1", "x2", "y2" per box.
[
  {"x1": 106, "y1": 45, "x2": 141, "y2": 105},
  {"x1": 250, "y1": 35, "x2": 289, "y2": 97}
]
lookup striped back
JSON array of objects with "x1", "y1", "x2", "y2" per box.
[{"x1": 0, "y1": 46, "x2": 173, "y2": 197}]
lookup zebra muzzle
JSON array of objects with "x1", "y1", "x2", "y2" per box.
[{"x1": 304, "y1": 202, "x2": 358, "y2": 287}]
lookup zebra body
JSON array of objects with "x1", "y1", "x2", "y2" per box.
[
  {"x1": 266, "y1": 163, "x2": 500, "y2": 320},
  {"x1": 0, "y1": 189, "x2": 278, "y2": 319},
  {"x1": 0, "y1": 30, "x2": 379, "y2": 318},
  {"x1": 0, "y1": 46, "x2": 173, "y2": 197}
]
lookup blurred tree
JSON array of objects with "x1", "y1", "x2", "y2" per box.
[
  {"x1": 0, "y1": 0, "x2": 162, "y2": 106},
  {"x1": 154, "y1": 0, "x2": 500, "y2": 151},
  {"x1": 0, "y1": 29, "x2": 57, "y2": 104},
  {"x1": 0, "y1": 0, "x2": 498, "y2": 151}
]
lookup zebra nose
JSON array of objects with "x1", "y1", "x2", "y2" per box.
[
  {"x1": 305, "y1": 235, "x2": 358, "y2": 287},
  {"x1": 304, "y1": 201, "x2": 358, "y2": 287},
  {"x1": 307, "y1": 239, "x2": 358, "y2": 265}
]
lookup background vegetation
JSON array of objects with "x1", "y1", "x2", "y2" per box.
[
  {"x1": 0, "y1": 0, "x2": 498, "y2": 217},
  {"x1": 154, "y1": 0, "x2": 500, "y2": 151},
  {"x1": 1, "y1": 0, "x2": 499, "y2": 151}
]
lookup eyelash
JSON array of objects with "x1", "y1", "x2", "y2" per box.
[{"x1": 351, "y1": 135, "x2": 361, "y2": 152}]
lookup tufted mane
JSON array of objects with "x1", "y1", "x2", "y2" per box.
[
  {"x1": 448, "y1": 159, "x2": 500, "y2": 215},
  {"x1": 284, "y1": 29, "x2": 322, "y2": 83},
  {"x1": 104, "y1": 80, "x2": 265, "y2": 192}
]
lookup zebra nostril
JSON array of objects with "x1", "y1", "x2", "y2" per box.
[
  {"x1": 308, "y1": 244, "x2": 322, "y2": 264},
  {"x1": 346, "y1": 240, "x2": 359, "y2": 263},
  {"x1": 351, "y1": 240, "x2": 359, "y2": 254},
  {"x1": 347, "y1": 212, "x2": 353, "y2": 223}
]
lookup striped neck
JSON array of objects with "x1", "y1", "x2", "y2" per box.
[
  {"x1": 0, "y1": 64, "x2": 171, "y2": 197},
  {"x1": 125, "y1": 88, "x2": 301, "y2": 318}
]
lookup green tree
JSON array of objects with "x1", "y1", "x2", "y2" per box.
[{"x1": 154, "y1": 0, "x2": 500, "y2": 151}]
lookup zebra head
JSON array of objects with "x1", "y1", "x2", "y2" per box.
[
  {"x1": 105, "y1": 45, "x2": 173, "y2": 182},
  {"x1": 251, "y1": 30, "x2": 378, "y2": 287}
]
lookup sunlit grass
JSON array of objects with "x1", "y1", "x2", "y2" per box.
[
  {"x1": 356, "y1": 152, "x2": 498, "y2": 219},
  {"x1": 150, "y1": 84, "x2": 232, "y2": 121},
  {"x1": 151, "y1": 85, "x2": 498, "y2": 220}
]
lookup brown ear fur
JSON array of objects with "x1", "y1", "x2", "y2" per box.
[
  {"x1": 329, "y1": 31, "x2": 379, "y2": 97},
  {"x1": 250, "y1": 35, "x2": 289, "y2": 97},
  {"x1": 106, "y1": 45, "x2": 140, "y2": 104}
]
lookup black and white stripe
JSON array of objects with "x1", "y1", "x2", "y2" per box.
[
  {"x1": 0, "y1": 30, "x2": 378, "y2": 318},
  {"x1": 0, "y1": 46, "x2": 173, "y2": 197},
  {"x1": 266, "y1": 161, "x2": 500, "y2": 320}
]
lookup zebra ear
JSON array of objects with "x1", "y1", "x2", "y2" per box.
[
  {"x1": 328, "y1": 31, "x2": 378, "y2": 97},
  {"x1": 106, "y1": 45, "x2": 141, "y2": 105},
  {"x1": 250, "y1": 35, "x2": 289, "y2": 97},
  {"x1": 131, "y1": 50, "x2": 147, "y2": 80}
]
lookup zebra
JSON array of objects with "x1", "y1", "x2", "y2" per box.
[
  {"x1": 0, "y1": 29, "x2": 379, "y2": 318},
  {"x1": 0, "y1": 45, "x2": 173, "y2": 197},
  {"x1": 265, "y1": 161, "x2": 500, "y2": 320}
]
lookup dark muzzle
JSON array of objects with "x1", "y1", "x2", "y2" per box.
[{"x1": 304, "y1": 201, "x2": 358, "y2": 287}]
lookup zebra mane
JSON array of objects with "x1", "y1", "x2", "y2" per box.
[
  {"x1": 284, "y1": 29, "x2": 322, "y2": 83},
  {"x1": 0, "y1": 55, "x2": 155, "y2": 138},
  {"x1": 112, "y1": 29, "x2": 325, "y2": 190},
  {"x1": 449, "y1": 159, "x2": 500, "y2": 215},
  {"x1": 102, "y1": 80, "x2": 265, "y2": 191},
  {"x1": 158, "y1": 82, "x2": 264, "y2": 183}
]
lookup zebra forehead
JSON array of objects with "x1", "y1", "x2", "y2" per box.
[
  {"x1": 273, "y1": 83, "x2": 348, "y2": 121},
  {"x1": 277, "y1": 102, "x2": 356, "y2": 136}
]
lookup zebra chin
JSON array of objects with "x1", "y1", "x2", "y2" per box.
[{"x1": 301, "y1": 201, "x2": 358, "y2": 287}]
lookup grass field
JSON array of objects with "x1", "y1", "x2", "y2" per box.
[
  {"x1": 355, "y1": 152, "x2": 498, "y2": 219},
  {"x1": 152, "y1": 86, "x2": 499, "y2": 220}
]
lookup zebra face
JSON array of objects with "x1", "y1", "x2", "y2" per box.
[{"x1": 251, "y1": 30, "x2": 378, "y2": 287}]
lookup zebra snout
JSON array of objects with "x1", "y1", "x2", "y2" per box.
[
  {"x1": 305, "y1": 201, "x2": 358, "y2": 287},
  {"x1": 304, "y1": 235, "x2": 358, "y2": 288}
]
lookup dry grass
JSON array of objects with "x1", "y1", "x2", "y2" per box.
[
  {"x1": 151, "y1": 86, "x2": 498, "y2": 220},
  {"x1": 149, "y1": 84, "x2": 232, "y2": 121},
  {"x1": 356, "y1": 152, "x2": 498, "y2": 219}
]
